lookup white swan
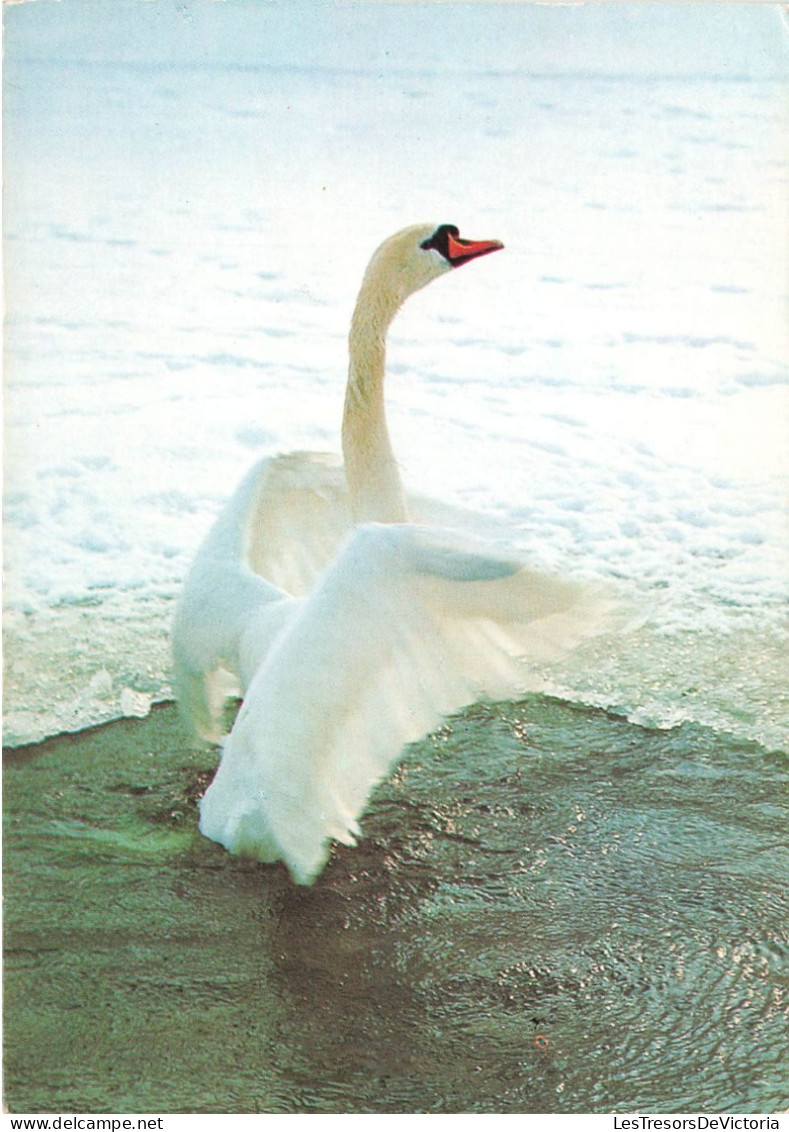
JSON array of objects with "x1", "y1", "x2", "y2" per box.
[{"x1": 173, "y1": 222, "x2": 606, "y2": 884}]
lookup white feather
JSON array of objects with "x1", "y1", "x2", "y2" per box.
[
  {"x1": 173, "y1": 223, "x2": 613, "y2": 883},
  {"x1": 198, "y1": 523, "x2": 607, "y2": 884}
]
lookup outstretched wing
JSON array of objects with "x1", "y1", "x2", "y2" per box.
[
  {"x1": 172, "y1": 452, "x2": 353, "y2": 740},
  {"x1": 244, "y1": 451, "x2": 353, "y2": 595},
  {"x1": 198, "y1": 522, "x2": 612, "y2": 883}
]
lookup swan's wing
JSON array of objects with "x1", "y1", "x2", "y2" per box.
[
  {"x1": 173, "y1": 450, "x2": 509, "y2": 741},
  {"x1": 244, "y1": 451, "x2": 353, "y2": 595},
  {"x1": 171, "y1": 552, "x2": 290, "y2": 743},
  {"x1": 243, "y1": 453, "x2": 515, "y2": 594},
  {"x1": 198, "y1": 522, "x2": 613, "y2": 883},
  {"x1": 172, "y1": 452, "x2": 351, "y2": 740}
]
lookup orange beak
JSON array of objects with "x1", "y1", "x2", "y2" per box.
[{"x1": 446, "y1": 231, "x2": 504, "y2": 267}]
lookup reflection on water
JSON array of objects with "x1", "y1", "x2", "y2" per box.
[{"x1": 3, "y1": 698, "x2": 788, "y2": 1113}]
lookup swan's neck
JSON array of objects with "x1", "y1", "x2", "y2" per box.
[{"x1": 342, "y1": 274, "x2": 409, "y2": 524}]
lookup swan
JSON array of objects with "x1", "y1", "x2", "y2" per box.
[{"x1": 173, "y1": 222, "x2": 607, "y2": 884}]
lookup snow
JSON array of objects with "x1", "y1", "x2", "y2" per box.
[{"x1": 3, "y1": 2, "x2": 788, "y2": 746}]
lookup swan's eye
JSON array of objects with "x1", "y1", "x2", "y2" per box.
[{"x1": 420, "y1": 224, "x2": 460, "y2": 258}]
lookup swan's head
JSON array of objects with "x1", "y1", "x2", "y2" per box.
[{"x1": 362, "y1": 222, "x2": 504, "y2": 307}]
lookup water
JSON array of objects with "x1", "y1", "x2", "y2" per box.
[
  {"x1": 4, "y1": 699, "x2": 788, "y2": 1113},
  {"x1": 2, "y1": 1, "x2": 788, "y2": 1115}
]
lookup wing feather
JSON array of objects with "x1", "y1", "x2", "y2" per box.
[
  {"x1": 172, "y1": 452, "x2": 350, "y2": 739},
  {"x1": 198, "y1": 523, "x2": 613, "y2": 882}
]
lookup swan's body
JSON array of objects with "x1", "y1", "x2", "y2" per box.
[{"x1": 173, "y1": 223, "x2": 606, "y2": 884}]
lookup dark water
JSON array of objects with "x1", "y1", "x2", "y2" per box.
[{"x1": 3, "y1": 697, "x2": 788, "y2": 1114}]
